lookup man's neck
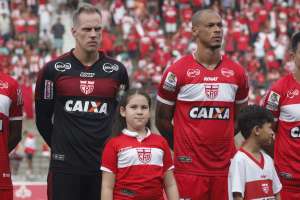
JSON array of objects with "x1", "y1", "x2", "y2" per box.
[
  {"x1": 194, "y1": 46, "x2": 221, "y2": 70},
  {"x1": 294, "y1": 67, "x2": 300, "y2": 83},
  {"x1": 73, "y1": 48, "x2": 99, "y2": 67}
]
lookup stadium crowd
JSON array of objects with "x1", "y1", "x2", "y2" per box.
[{"x1": 0, "y1": 0, "x2": 299, "y2": 118}]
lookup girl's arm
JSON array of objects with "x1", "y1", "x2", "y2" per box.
[
  {"x1": 101, "y1": 171, "x2": 116, "y2": 200},
  {"x1": 164, "y1": 170, "x2": 179, "y2": 200},
  {"x1": 275, "y1": 193, "x2": 281, "y2": 200}
]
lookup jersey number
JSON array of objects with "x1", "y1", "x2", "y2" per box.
[{"x1": 291, "y1": 127, "x2": 300, "y2": 138}]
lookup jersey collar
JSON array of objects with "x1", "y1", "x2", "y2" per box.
[{"x1": 122, "y1": 128, "x2": 151, "y2": 142}]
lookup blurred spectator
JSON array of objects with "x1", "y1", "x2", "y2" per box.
[
  {"x1": 0, "y1": 13, "x2": 11, "y2": 41},
  {"x1": 51, "y1": 17, "x2": 65, "y2": 54},
  {"x1": 23, "y1": 130, "x2": 36, "y2": 179},
  {"x1": 9, "y1": 144, "x2": 24, "y2": 176}
]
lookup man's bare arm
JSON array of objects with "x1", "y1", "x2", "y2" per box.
[{"x1": 155, "y1": 101, "x2": 175, "y2": 149}]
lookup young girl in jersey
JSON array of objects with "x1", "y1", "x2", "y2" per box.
[{"x1": 101, "y1": 89, "x2": 179, "y2": 200}]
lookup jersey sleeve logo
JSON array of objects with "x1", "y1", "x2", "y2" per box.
[
  {"x1": 221, "y1": 67, "x2": 234, "y2": 78},
  {"x1": 44, "y1": 80, "x2": 54, "y2": 100},
  {"x1": 80, "y1": 80, "x2": 94, "y2": 95},
  {"x1": 287, "y1": 89, "x2": 299, "y2": 99},
  {"x1": 54, "y1": 62, "x2": 71, "y2": 72},
  {"x1": 187, "y1": 68, "x2": 200, "y2": 78},
  {"x1": 204, "y1": 84, "x2": 219, "y2": 99},
  {"x1": 163, "y1": 72, "x2": 177, "y2": 92},
  {"x1": 136, "y1": 148, "x2": 152, "y2": 164},
  {"x1": 266, "y1": 91, "x2": 280, "y2": 111},
  {"x1": 103, "y1": 63, "x2": 119, "y2": 73}
]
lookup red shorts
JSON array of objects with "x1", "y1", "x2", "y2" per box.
[
  {"x1": 0, "y1": 189, "x2": 13, "y2": 200},
  {"x1": 175, "y1": 173, "x2": 228, "y2": 200}
]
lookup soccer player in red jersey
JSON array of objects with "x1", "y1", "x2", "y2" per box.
[
  {"x1": 0, "y1": 72, "x2": 23, "y2": 200},
  {"x1": 155, "y1": 9, "x2": 249, "y2": 200},
  {"x1": 262, "y1": 31, "x2": 300, "y2": 200},
  {"x1": 101, "y1": 89, "x2": 179, "y2": 200}
]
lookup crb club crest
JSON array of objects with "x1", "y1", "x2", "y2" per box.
[
  {"x1": 136, "y1": 148, "x2": 152, "y2": 164},
  {"x1": 204, "y1": 84, "x2": 219, "y2": 99},
  {"x1": 80, "y1": 80, "x2": 95, "y2": 95},
  {"x1": 261, "y1": 183, "x2": 269, "y2": 194}
]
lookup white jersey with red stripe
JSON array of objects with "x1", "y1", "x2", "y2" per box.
[
  {"x1": 101, "y1": 129, "x2": 174, "y2": 200},
  {"x1": 0, "y1": 72, "x2": 23, "y2": 188},
  {"x1": 157, "y1": 54, "x2": 249, "y2": 176},
  {"x1": 262, "y1": 73, "x2": 300, "y2": 181},
  {"x1": 228, "y1": 149, "x2": 282, "y2": 200}
]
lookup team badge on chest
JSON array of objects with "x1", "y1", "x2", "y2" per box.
[
  {"x1": 205, "y1": 84, "x2": 219, "y2": 99},
  {"x1": 80, "y1": 80, "x2": 95, "y2": 95},
  {"x1": 136, "y1": 148, "x2": 152, "y2": 164}
]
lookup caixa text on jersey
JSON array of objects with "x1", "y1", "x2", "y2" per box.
[
  {"x1": 64, "y1": 100, "x2": 108, "y2": 114},
  {"x1": 189, "y1": 106, "x2": 229, "y2": 120}
]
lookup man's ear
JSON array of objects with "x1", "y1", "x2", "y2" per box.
[
  {"x1": 192, "y1": 26, "x2": 198, "y2": 38},
  {"x1": 71, "y1": 27, "x2": 76, "y2": 37}
]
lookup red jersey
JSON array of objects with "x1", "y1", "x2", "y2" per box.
[
  {"x1": 262, "y1": 74, "x2": 300, "y2": 182},
  {"x1": 157, "y1": 54, "x2": 249, "y2": 176},
  {"x1": 0, "y1": 73, "x2": 23, "y2": 189},
  {"x1": 101, "y1": 129, "x2": 174, "y2": 200}
]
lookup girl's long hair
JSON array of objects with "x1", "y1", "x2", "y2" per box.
[{"x1": 111, "y1": 88, "x2": 152, "y2": 137}]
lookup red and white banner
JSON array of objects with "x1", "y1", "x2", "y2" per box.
[{"x1": 13, "y1": 182, "x2": 47, "y2": 200}]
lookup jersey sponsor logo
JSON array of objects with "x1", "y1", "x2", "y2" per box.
[
  {"x1": 2, "y1": 172, "x2": 10, "y2": 178},
  {"x1": 163, "y1": 72, "x2": 177, "y2": 92},
  {"x1": 287, "y1": 89, "x2": 299, "y2": 98},
  {"x1": 266, "y1": 91, "x2": 280, "y2": 111},
  {"x1": 80, "y1": 80, "x2": 94, "y2": 95},
  {"x1": 261, "y1": 183, "x2": 269, "y2": 194},
  {"x1": 120, "y1": 189, "x2": 135, "y2": 197},
  {"x1": 54, "y1": 62, "x2": 71, "y2": 72},
  {"x1": 189, "y1": 106, "x2": 230, "y2": 120},
  {"x1": 186, "y1": 68, "x2": 200, "y2": 78},
  {"x1": 203, "y1": 76, "x2": 218, "y2": 81},
  {"x1": 221, "y1": 67, "x2": 234, "y2": 78},
  {"x1": 291, "y1": 126, "x2": 300, "y2": 138},
  {"x1": 65, "y1": 100, "x2": 108, "y2": 114},
  {"x1": 0, "y1": 80, "x2": 8, "y2": 89},
  {"x1": 136, "y1": 148, "x2": 152, "y2": 164},
  {"x1": 103, "y1": 63, "x2": 119, "y2": 73},
  {"x1": 52, "y1": 153, "x2": 65, "y2": 161},
  {"x1": 17, "y1": 87, "x2": 23, "y2": 105},
  {"x1": 204, "y1": 84, "x2": 219, "y2": 99},
  {"x1": 80, "y1": 72, "x2": 95, "y2": 78},
  {"x1": 44, "y1": 80, "x2": 54, "y2": 100},
  {"x1": 279, "y1": 172, "x2": 293, "y2": 180},
  {"x1": 177, "y1": 156, "x2": 192, "y2": 163}
]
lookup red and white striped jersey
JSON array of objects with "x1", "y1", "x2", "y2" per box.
[
  {"x1": 157, "y1": 54, "x2": 249, "y2": 176},
  {"x1": 228, "y1": 149, "x2": 282, "y2": 200},
  {"x1": 262, "y1": 73, "x2": 300, "y2": 181},
  {"x1": 101, "y1": 129, "x2": 174, "y2": 200},
  {"x1": 0, "y1": 72, "x2": 23, "y2": 188}
]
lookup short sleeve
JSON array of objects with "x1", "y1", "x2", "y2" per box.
[
  {"x1": 101, "y1": 139, "x2": 118, "y2": 174},
  {"x1": 157, "y1": 66, "x2": 181, "y2": 106},
  {"x1": 228, "y1": 154, "x2": 246, "y2": 199}
]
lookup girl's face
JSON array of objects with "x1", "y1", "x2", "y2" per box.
[{"x1": 120, "y1": 94, "x2": 150, "y2": 133}]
